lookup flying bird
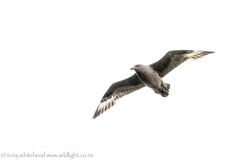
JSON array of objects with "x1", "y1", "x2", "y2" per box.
[{"x1": 93, "y1": 50, "x2": 214, "y2": 119}]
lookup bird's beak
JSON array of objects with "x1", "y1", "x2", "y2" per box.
[{"x1": 130, "y1": 67, "x2": 135, "y2": 70}]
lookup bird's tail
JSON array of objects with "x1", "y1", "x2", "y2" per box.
[{"x1": 159, "y1": 82, "x2": 170, "y2": 97}]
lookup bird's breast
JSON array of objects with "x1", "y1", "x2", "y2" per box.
[{"x1": 136, "y1": 71, "x2": 162, "y2": 89}]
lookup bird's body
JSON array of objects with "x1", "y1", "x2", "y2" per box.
[
  {"x1": 132, "y1": 65, "x2": 169, "y2": 97},
  {"x1": 133, "y1": 65, "x2": 162, "y2": 89},
  {"x1": 93, "y1": 50, "x2": 214, "y2": 119}
]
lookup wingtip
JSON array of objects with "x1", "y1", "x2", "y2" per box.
[
  {"x1": 92, "y1": 110, "x2": 98, "y2": 119},
  {"x1": 92, "y1": 115, "x2": 97, "y2": 119},
  {"x1": 204, "y1": 51, "x2": 215, "y2": 54},
  {"x1": 192, "y1": 50, "x2": 215, "y2": 54},
  {"x1": 92, "y1": 112, "x2": 98, "y2": 119}
]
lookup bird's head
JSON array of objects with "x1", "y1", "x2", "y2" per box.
[
  {"x1": 131, "y1": 64, "x2": 148, "y2": 80},
  {"x1": 130, "y1": 64, "x2": 144, "y2": 71}
]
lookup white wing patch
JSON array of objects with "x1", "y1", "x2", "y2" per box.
[
  {"x1": 95, "y1": 95, "x2": 116, "y2": 116},
  {"x1": 93, "y1": 85, "x2": 143, "y2": 119},
  {"x1": 186, "y1": 50, "x2": 212, "y2": 60}
]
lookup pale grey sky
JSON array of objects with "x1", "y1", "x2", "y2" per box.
[{"x1": 0, "y1": 0, "x2": 239, "y2": 159}]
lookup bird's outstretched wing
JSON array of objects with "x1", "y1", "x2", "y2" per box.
[
  {"x1": 93, "y1": 74, "x2": 145, "y2": 119},
  {"x1": 150, "y1": 50, "x2": 214, "y2": 77}
]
